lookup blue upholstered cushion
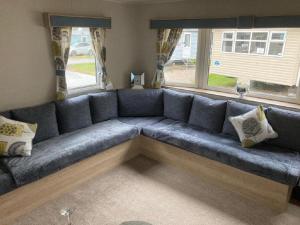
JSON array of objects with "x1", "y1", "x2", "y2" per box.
[
  {"x1": 266, "y1": 107, "x2": 300, "y2": 151},
  {"x1": 90, "y1": 91, "x2": 118, "y2": 123},
  {"x1": 143, "y1": 119, "x2": 300, "y2": 186},
  {"x1": 188, "y1": 96, "x2": 227, "y2": 133},
  {"x1": 56, "y1": 95, "x2": 92, "y2": 133},
  {"x1": 0, "y1": 168, "x2": 15, "y2": 195},
  {"x1": 118, "y1": 89, "x2": 164, "y2": 117},
  {"x1": 163, "y1": 89, "x2": 193, "y2": 122},
  {"x1": 222, "y1": 101, "x2": 256, "y2": 138},
  {"x1": 118, "y1": 116, "x2": 164, "y2": 133},
  {"x1": 0, "y1": 111, "x2": 11, "y2": 119},
  {"x1": 0, "y1": 119, "x2": 139, "y2": 186},
  {"x1": 12, "y1": 103, "x2": 59, "y2": 143}
]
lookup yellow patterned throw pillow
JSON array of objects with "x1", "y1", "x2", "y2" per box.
[
  {"x1": 0, "y1": 116, "x2": 37, "y2": 156},
  {"x1": 229, "y1": 105, "x2": 278, "y2": 148}
]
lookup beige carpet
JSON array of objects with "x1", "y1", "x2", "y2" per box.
[{"x1": 13, "y1": 156, "x2": 300, "y2": 225}]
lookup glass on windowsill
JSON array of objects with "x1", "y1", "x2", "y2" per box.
[{"x1": 236, "y1": 82, "x2": 249, "y2": 98}]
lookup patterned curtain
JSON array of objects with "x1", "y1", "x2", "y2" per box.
[
  {"x1": 152, "y1": 28, "x2": 183, "y2": 88},
  {"x1": 89, "y1": 27, "x2": 113, "y2": 90},
  {"x1": 50, "y1": 27, "x2": 72, "y2": 100}
]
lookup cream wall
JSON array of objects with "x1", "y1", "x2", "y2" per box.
[
  {"x1": 1, "y1": 0, "x2": 300, "y2": 111},
  {"x1": 136, "y1": 0, "x2": 300, "y2": 86},
  {"x1": 0, "y1": 0, "x2": 139, "y2": 111}
]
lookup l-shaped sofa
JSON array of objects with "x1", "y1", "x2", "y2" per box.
[{"x1": 1, "y1": 88, "x2": 300, "y2": 209}]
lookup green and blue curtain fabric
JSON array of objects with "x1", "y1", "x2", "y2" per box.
[
  {"x1": 50, "y1": 27, "x2": 72, "y2": 100},
  {"x1": 152, "y1": 28, "x2": 183, "y2": 88},
  {"x1": 90, "y1": 27, "x2": 113, "y2": 90}
]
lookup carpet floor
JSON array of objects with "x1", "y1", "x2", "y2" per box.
[{"x1": 13, "y1": 156, "x2": 300, "y2": 225}]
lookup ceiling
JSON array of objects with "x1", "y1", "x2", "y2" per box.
[{"x1": 105, "y1": 0, "x2": 188, "y2": 4}]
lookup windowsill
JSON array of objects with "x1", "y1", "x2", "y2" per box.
[
  {"x1": 68, "y1": 85, "x2": 103, "y2": 97},
  {"x1": 165, "y1": 86, "x2": 300, "y2": 111}
]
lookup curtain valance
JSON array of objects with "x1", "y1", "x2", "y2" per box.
[
  {"x1": 48, "y1": 14, "x2": 111, "y2": 28},
  {"x1": 150, "y1": 16, "x2": 300, "y2": 29}
]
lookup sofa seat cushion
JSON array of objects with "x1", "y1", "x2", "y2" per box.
[
  {"x1": 118, "y1": 117, "x2": 164, "y2": 132},
  {"x1": 11, "y1": 103, "x2": 59, "y2": 144},
  {"x1": 118, "y1": 89, "x2": 164, "y2": 117},
  {"x1": 0, "y1": 168, "x2": 15, "y2": 195},
  {"x1": 143, "y1": 119, "x2": 300, "y2": 186},
  {"x1": 0, "y1": 120, "x2": 139, "y2": 186}
]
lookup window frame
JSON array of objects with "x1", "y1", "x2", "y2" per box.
[
  {"x1": 183, "y1": 32, "x2": 192, "y2": 47},
  {"x1": 221, "y1": 31, "x2": 234, "y2": 53},
  {"x1": 66, "y1": 27, "x2": 101, "y2": 94},
  {"x1": 267, "y1": 31, "x2": 287, "y2": 57}
]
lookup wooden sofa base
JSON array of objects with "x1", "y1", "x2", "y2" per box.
[
  {"x1": 139, "y1": 136, "x2": 292, "y2": 212},
  {"x1": 0, "y1": 136, "x2": 293, "y2": 224}
]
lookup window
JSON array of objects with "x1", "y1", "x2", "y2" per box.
[
  {"x1": 66, "y1": 27, "x2": 98, "y2": 90},
  {"x1": 268, "y1": 32, "x2": 286, "y2": 56},
  {"x1": 235, "y1": 32, "x2": 251, "y2": 53},
  {"x1": 167, "y1": 28, "x2": 300, "y2": 103},
  {"x1": 164, "y1": 29, "x2": 199, "y2": 86},
  {"x1": 222, "y1": 32, "x2": 234, "y2": 52},
  {"x1": 250, "y1": 32, "x2": 268, "y2": 54},
  {"x1": 209, "y1": 28, "x2": 298, "y2": 100},
  {"x1": 184, "y1": 33, "x2": 191, "y2": 47}
]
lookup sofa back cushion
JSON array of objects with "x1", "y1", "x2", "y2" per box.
[
  {"x1": 0, "y1": 111, "x2": 11, "y2": 119},
  {"x1": 266, "y1": 107, "x2": 300, "y2": 151},
  {"x1": 118, "y1": 89, "x2": 163, "y2": 117},
  {"x1": 56, "y1": 95, "x2": 92, "y2": 133},
  {"x1": 11, "y1": 103, "x2": 59, "y2": 144},
  {"x1": 164, "y1": 89, "x2": 193, "y2": 122},
  {"x1": 90, "y1": 91, "x2": 118, "y2": 123},
  {"x1": 222, "y1": 101, "x2": 256, "y2": 138},
  {"x1": 188, "y1": 95, "x2": 227, "y2": 133}
]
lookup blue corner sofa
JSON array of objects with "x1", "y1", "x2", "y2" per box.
[{"x1": 1, "y1": 88, "x2": 300, "y2": 196}]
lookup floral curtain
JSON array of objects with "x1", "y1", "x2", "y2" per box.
[
  {"x1": 89, "y1": 27, "x2": 113, "y2": 90},
  {"x1": 50, "y1": 27, "x2": 72, "y2": 100},
  {"x1": 152, "y1": 28, "x2": 183, "y2": 88}
]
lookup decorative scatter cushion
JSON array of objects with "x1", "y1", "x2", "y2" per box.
[
  {"x1": 0, "y1": 116, "x2": 37, "y2": 156},
  {"x1": 222, "y1": 101, "x2": 256, "y2": 139},
  {"x1": 229, "y1": 106, "x2": 278, "y2": 148}
]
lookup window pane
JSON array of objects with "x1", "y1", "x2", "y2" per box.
[
  {"x1": 223, "y1": 33, "x2": 233, "y2": 39},
  {"x1": 184, "y1": 34, "x2": 191, "y2": 47},
  {"x1": 66, "y1": 27, "x2": 97, "y2": 90},
  {"x1": 209, "y1": 28, "x2": 297, "y2": 98},
  {"x1": 272, "y1": 33, "x2": 285, "y2": 40},
  {"x1": 268, "y1": 42, "x2": 284, "y2": 56},
  {"x1": 252, "y1": 32, "x2": 268, "y2": 40},
  {"x1": 236, "y1": 32, "x2": 251, "y2": 40},
  {"x1": 235, "y1": 41, "x2": 249, "y2": 53},
  {"x1": 222, "y1": 41, "x2": 233, "y2": 52},
  {"x1": 164, "y1": 29, "x2": 198, "y2": 85},
  {"x1": 250, "y1": 41, "x2": 266, "y2": 54},
  {"x1": 250, "y1": 80, "x2": 296, "y2": 97}
]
